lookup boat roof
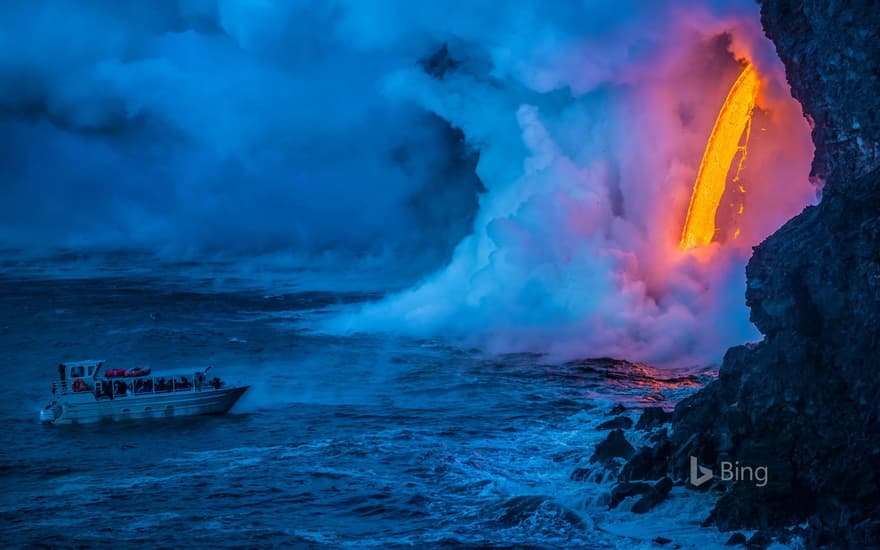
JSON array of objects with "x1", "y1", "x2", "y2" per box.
[
  {"x1": 61, "y1": 360, "x2": 105, "y2": 367},
  {"x1": 60, "y1": 360, "x2": 213, "y2": 378}
]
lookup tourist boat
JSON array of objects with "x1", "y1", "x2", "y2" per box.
[{"x1": 39, "y1": 360, "x2": 249, "y2": 425}]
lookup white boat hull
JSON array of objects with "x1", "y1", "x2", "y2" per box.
[{"x1": 42, "y1": 386, "x2": 249, "y2": 425}]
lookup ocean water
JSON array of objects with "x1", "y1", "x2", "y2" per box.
[{"x1": 0, "y1": 259, "x2": 741, "y2": 548}]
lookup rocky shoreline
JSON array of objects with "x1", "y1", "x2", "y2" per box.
[{"x1": 580, "y1": 2, "x2": 880, "y2": 548}]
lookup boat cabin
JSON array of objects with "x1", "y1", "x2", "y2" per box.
[
  {"x1": 58, "y1": 360, "x2": 104, "y2": 381},
  {"x1": 52, "y1": 360, "x2": 222, "y2": 399}
]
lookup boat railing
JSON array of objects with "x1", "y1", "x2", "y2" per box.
[{"x1": 53, "y1": 371, "x2": 223, "y2": 399}]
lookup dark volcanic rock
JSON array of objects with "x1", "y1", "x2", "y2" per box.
[
  {"x1": 631, "y1": 477, "x2": 673, "y2": 514},
  {"x1": 725, "y1": 532, "x2": 746, "y2": 546},
  {"x1": 623, "y1": 1, "x2": 880, "y2": 547},
  {"x1": 761, "y1": 1, "x2": 880, "y2": 184},
  {"x1": 589, "y1": 429, "x2": 634, "y2": 465},
  {"x1": 745, "y1": 531, "x2": 772, "y2": 550},
  {"x1": 648, "y1": 427, "x2": 668, "y2": 444},
  {"x1": 634, "y1": 407, "x2": 672, "y2": 431},
  {"x1": 607, "y1": 403, "x2": 627, "y2": 416},
  {"x1": 619, "y1": 437, "x2": 673, "y2": 482},
  {"x1": 667, "y1": 169, "x2": 880, "y2": 536},
  {"x1": 609, "y1": 481, "x2": 651, "y2": 509},
  {"x1": 670, "y1": 150, "x2": 880, "y2": 536},
  {"x1": 597, "y1": 416, "x2": 633, "y2": 430}
]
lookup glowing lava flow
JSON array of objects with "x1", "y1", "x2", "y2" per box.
[{"x1": 680, "y1": 64, "x2": 760, "y2": 249}]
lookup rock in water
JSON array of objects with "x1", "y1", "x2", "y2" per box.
[
  {"x1": 609, "y1": 481, "x2": 651, "y2": 509},
  {"x1": 619, "y1": 438, "x2": 673, "y2": 482},
  {"x1": 634, "y1": 407, "x2": 671, "y2": 431},
  {"x1": 745, "y1": 531, "x2": 772, "y2": 550},
  {"x1": 597, "y1": 416, "x2": 633, "y2": 430},
  {"x1": 589, "y1": 429, "x2": 634, "y2": 465},
  {"x1": 630, "y1": 477, "x2": 673, "y2": 514}
]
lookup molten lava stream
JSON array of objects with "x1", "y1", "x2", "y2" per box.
[{"x1": 680, "y1": 63, "x2": 760, "y2": 250}]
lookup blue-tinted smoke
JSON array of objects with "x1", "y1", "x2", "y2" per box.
[{"x1": 0, "y1": 0, "x2": 482, "y2": 276}]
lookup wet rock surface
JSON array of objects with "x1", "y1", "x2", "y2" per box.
[
  {"x1": 630, "y1": 477, "x2": 673, "y2": 514},
  {"x1": 617, "y1": 1, "x2": 880, "y2": 547},
  {"x1": 597, "y1": 416, "x2": 634, "y2": 431},
  {"x1": 761, "y1": 1, "x2": 880, "y2": 184},
  {"x1": 634, "y1": 407, "x2": 672, "y2": 431},
  {"x1": 619, "y1": 438, "x2": 674, "y2": 482},
  {"x1": 609, "y1": 481, "x2": 652, "y2": 509},
  {"x1": 589, "y1": 429, "x2": 635, "y2": 465}
]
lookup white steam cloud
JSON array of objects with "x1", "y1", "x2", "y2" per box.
[
  {"x1": 0, "y1": 1, "x2": 816, "y2": 365},
  {"x1": 332, "y1": 0, "x2": 815, "y2": 365}
]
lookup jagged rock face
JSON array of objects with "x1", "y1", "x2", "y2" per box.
[
  {"x1": 672, "y1": 168, "x2": 880, "y2": 538},
  {"x1": 760, "y1": 0, "x2": 880, "y2": 186},
  {"x1": 653, "y1": 1, "x2": 880, "y2": 545}
]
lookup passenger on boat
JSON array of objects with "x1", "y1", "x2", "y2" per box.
[
  {"x1": 176, "y1": 376, "x2": 191, "y2": 391},
  {"x1": 210, "y1": 377, "x2": 221, "y2": 390}
]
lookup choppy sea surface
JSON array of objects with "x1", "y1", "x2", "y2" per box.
[{"x1": 0, "y1": 255, "x2": 740, "y2": 548}]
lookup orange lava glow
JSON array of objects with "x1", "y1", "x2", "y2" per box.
[{"x1": 680, "y1": 64, "x2": 760, "y2": 249}]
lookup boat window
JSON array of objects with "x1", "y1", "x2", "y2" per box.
[
  {"x1": 70, "y1": 366, "x2": 85, "y2": 378},
  {"x1": 88, "y1": 366, "x2": 95, "y2": 376}
]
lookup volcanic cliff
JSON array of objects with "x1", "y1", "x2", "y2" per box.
[{"x1": 619, "y1": 1, "x2": 880, "y2": 546}]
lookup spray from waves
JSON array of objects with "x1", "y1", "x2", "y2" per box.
[{"x1": 331, "y1": 1, "x2": 815, "y2": 366}]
